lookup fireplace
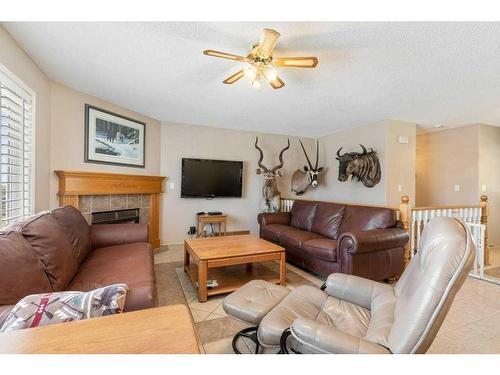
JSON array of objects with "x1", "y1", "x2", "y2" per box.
[
  {"x1": 55, "y1": 171, "x2": 165, "y2": 248},
  {"x1": 92, "y1": 208, "x2": 140, "y2": 225}
]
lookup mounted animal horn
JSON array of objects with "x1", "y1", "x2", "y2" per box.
[
  {"x1": 299, "y1": 140, "x2": 313, "y2": 169},
  {"x1": 254, "y1": 137, "x2": 268, "y2": 172},
  {"x1": 291, "y1": 139, "x2": 325, "y2": 196},
  {"x1": 336, "y1": 147, "x2": 343, "y2": 157},
  {"x1": 315, "y1": 139, "x2": 319, "y2": 169},
  {"x1": 360, "y1": 144, "x2": 367, "y2": 154},
  {"x1": 271, "y1": 138, "x2": 290, "y2": 172}
]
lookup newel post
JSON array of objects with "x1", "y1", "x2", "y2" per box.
[
  {"x1": 480, "y1": 195, "x2": 490, "y2": 265},
  {"x1": 399, "y1": 195, "x2": 411, "y2": 268}
]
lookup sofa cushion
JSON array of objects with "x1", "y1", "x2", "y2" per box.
[
  {"x1": 290, "y1": 200, "x2": 318, "y2": 231},
  {"x1": 339, "y1": 205, "x2": 396, "y2": 235},
  {"x1": 261, "y1": 224, "x2": 295, "y2": 242},
  {"x1": 280, "y1": 229, "x2": 325, "y2": 249},
  {"x1": 0, "y1": 284, "x2": 128, "y2": 332},
  {"x1": 302, "y1": 239, "x2": 337, "y2": 262},
  {"x1": 51, "y1": 206, "x2": 92, "y2": 264},
  {"x1": 0, "y1": 231, "x2": 52, "y2": 305},
  {"x1": 67, "y1": 242, "x2": 155, "y2": 312},
  {"x1": 18, "y1": 213, "x2": 78, "y2": 291},
  {"x1": 0, "y1": 305, "x2": 13, "y2": 328},
  {"x1": 311, "y1": 202, "x2": 346, "y2": 239}
]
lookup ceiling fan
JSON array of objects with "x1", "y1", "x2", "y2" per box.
[{"x1": 203, "y1": 28, "x2": 318, "y2": 90}]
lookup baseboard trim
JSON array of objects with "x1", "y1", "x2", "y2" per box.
[{"x1": 225, "y1": 230, "x2": 251, "y2": 236}]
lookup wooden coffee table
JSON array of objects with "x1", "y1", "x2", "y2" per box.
[
  {"x1": 0, "y1": 305, "x2": 201, "y2": 354},
  {"x1": 184, "y1": 234, "x2": 286, "y2": 302}
]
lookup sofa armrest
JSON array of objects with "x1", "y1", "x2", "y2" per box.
[
  {"x1": 291, "y1": 318, "x2": 391, "y2": 354},
  {"x1": 257, "y1": 212, "x2": 291, "y2": 226},
  {"x1": 325, "y1": 273, "x2": 391, "y2": 309},
  {"x1": 338, "y1": 227, "x2": 409, "y2": 255},
  {"x1": 90, "y1": 223, "x2": 149, "y2": 249}
]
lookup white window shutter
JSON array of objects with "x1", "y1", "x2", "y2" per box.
[{"x1": 0, "y1": 69, "x2": 34, "y2": 226}]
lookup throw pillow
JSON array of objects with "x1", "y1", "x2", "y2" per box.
[{"x1": 0, "y1": 284, "x2": 128, "y2": 332}]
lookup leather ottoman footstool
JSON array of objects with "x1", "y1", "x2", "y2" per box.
[{"x1": 223, "y1": 280, "x2": 289, "y2": 354}]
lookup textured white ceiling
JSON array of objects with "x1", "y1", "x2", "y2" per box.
[{"x1": 3, "y1": 22, "x2": 500, "y2": 137}]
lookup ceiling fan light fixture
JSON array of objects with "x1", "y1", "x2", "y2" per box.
[
  {"x1": 264, "y1": 67, "x2": 278, "y2": 82},
  {"x1": 204, "y1": 28, "x2": 318, "y2": 90},
  {"x1": 251, "y1": 79, "x2": 262, "y2": 90},
  {"x1": 244, "y1": 65, "x2": 257, "y2": 80}
]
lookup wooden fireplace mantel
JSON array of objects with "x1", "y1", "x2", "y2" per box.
[{"x1": 55, "y1": 170, "x2": 166, "y2": 248}]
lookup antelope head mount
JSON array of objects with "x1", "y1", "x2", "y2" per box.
[
  {"x1": 291, "y1": 139, "x2": 324, "y2": 195},
  {"x1": 254, "y1": 137, "x2": 290, "y2": 212},
  {"x1": 255, "y1": 137, "x2": 290, "y2": 180}
]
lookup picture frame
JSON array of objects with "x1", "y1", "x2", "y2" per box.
[{"x1": 84, "y1": 104, "x2": 146, "y2": 168}]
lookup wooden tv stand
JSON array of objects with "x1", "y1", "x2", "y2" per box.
[{"x1": 196, "y1": 214, "x2": 227, "y2": 237}]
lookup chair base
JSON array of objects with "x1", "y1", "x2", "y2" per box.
[
  {"x1": 232, "y1": 326, "x2": 261, "y2": 354},
  {"x1": 231, "y1": 326, "x2": 300, "y2": 354}
]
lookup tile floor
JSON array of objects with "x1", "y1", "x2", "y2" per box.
[
  {"x1": 156, "y1": 243, "x2": 500, "y2": 354},
  {"x1": 484, "y1": 246, "x2": 500, "y2": 280},
  {"x1": 164, "y1": 244, "x2": 324, "y2": 325}
]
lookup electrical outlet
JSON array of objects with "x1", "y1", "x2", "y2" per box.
[
  {"x1": 398, "y1": 136, "x2": 409, "y2": 144},
  {"x1": 482, "y1": 185, "x2": 487, "y2": 192},
  {"x1": 169, "y1": 182, "x2": 175, "y2": 190},
  {"x1": 397, "y1": 185, "x2": 402, "y2": 192},
  {"x1": 454, "y1": 185, "x2": 460, "y2": 192}
]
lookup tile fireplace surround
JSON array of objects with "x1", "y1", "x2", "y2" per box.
[
  {"x1": 79, "y1": 194, "x2": 151, "y2": 225},
  {"x1": 55, "y1": 170, "x2": 165, "y2": 248}
]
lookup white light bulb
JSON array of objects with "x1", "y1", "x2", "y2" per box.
[
  {"x1": 265, "y1": 67, "x2": 278, "y2": 82},
  {"x1": 252, "y1": 79, "x2": 262, "y2": 90},
  {"x1": 244, "y1": 66, "x2": 257, "y2": 80}
]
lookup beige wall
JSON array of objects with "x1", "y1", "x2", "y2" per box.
[
  {"x1": 385, "y1": 120, "x2": 417, "y2": 207},
  {"x1": 314, "y1": 120, "x2": 416, "y2": 208},
  {"x1": 160, "y1": 122, "x2": 316, "y2": 244},
  {"x1": 416, "y1": 124, "x2": 499, "y2": 245},
  {"x1": 0, "y1": 25, "x2": 51, "y2": 212},
  {"x1": 416, "y1": 125, "x2": 480, "y2": 207},
  {"x1": 314, "y1": 122, "x2": 388, "y2": 206},
  {"x1": 478, "y1": 125, "x2": 500, "y2": 245},
  {"x1": 49, "y1": 82, "x2": 162, "y2": 208}
]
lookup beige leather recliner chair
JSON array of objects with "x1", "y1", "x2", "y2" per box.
[{"x1": 224, "y1": 217, "x2": 476, "y2": 354}]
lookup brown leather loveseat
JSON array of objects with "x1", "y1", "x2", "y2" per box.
[
  {"x1": 258, "y1": 200, "x2": 409, "y2": 280},
  {"x1": 0, "y1": 205, "x2": 156, "y2": 327}
]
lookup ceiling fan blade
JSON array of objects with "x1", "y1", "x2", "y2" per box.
[
  {"x1": 258, "y1": 29, "x2": 280, "y2": 56},
  {"x1": 223, "y1": 69, "x2": 245, "y2": 84},
  {"x1": 203, "y1": 50, "x2": 245, "y2": 62},
  {"x1": 269, "y1": 76, "x2": 285, "y2": 89},
  {"x1": 276, "y1": 57, "x2": 318, "y2": 68}
]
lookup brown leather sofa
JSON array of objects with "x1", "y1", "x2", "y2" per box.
[
  {"x1": 258, "y1": 200, "x2": 409, "y2": 280},
  {"x1": 0, "y1": 205, "x2": 156, "y2": 327}
]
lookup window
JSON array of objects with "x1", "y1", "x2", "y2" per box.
[{"x1": 0, "y1": 67, "x2": 34, "y2": 226}]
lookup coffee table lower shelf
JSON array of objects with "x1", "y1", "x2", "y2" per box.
[{"x1": 184, "y1": 262, "x2": 281, "y2": 298}]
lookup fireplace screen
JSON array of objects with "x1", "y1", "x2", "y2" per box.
[{"x1": 91, "y1": 208, "x2": 140, "y2": 224}]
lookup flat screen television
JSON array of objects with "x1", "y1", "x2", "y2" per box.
[{"x1": 181, "y1": 158, "x2": 243, "y2": 198}]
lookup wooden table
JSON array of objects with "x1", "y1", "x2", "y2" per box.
[
  {"x1": 0, "y1": 305, "x2": 202, "y2": 354},
  {"x1": 196, "y1": 214, "x2": 227, "y2": 237},
  {"x1": 184, "y1": 234, "x2": 286, "y2": 302}
]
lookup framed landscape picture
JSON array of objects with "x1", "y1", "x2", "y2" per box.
[{"x1": 84, "y1": 104, "x2": 146, "y2": 168}]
